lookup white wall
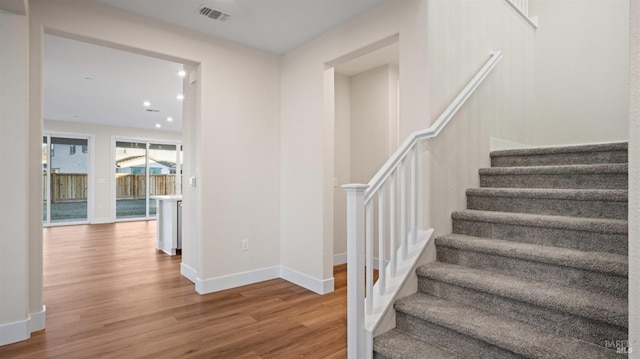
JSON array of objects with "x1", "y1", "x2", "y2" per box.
[
  {"x1": 280, "y1": 0, "x2": 428, "y2": 291},
  {"x1": 29, "y1": 0, "x2": 281, "y2": 297},
  {"x1": 0, "y1": 4, "x2": 43, "y2": 346},
  {"x1": 423, "y1": 0, "x2": 536, "y2": 237},
  {"x1": 628, "y1": 0, "x2": 639, "y2": 355},
  {"x1": 333, "y1": 74, "x2": 351, "y2": 262},
  {"x1": 530, "y1": 0, "x2": 629, "y2": 145},
  {"x1": 350, "y1": 65, "x2": 399, "y2": 183},
  {"x1": 44, "y1": 120, "x2": 181, "y2": 223}
]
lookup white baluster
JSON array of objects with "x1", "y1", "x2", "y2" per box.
[
  {"x1": 411, "y1": 146, "x2": 418, "y2": 245},
  {"x1": 343, "y1": 184, "x2": 367, "y2": 359},
  {"x1": 400, "y1": 159, "x2": 408, "y2": 260},
  {"x1": 365, "y1": 201, "x2": 373, "y2": 315},
  {"x1": 378, "y1": 182, "x2": 386, "y2": 295},
  {"x1": 389, "y1": 170, "x2": 397, "y2": 277}
]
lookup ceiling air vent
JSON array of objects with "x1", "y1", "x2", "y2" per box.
[{"x1": 198, "y1": 6, "x2": 231, "y2": 22}]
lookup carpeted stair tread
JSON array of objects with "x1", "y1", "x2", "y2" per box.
[
  {"x1": 395, "y1": 293, "x2": 622, "y2": 359},
  {"x1": 416, "y1": 262, "x2": 627, "y2": 328},
  {"x1": 452, "y1": 210, "x2": 627, "y2": 234},
  {"x1": 466, "y1": 188, "x2": 628, "y2": 202},
  {"x1": 479, "y1": 163, "x2": 627, "y2": 176},
  {"x1": 490, "y1": 142, "x2": 628, "y2": 167},
  {"x1": 373, "y1": 329, "x2": 461, "y2": 359},
  {"x1": 479, "y1": 163, "x2": 628, "y2": 189},
  {"x1": 435, "y1": 234, "x2": 628, "y2": 276},
  {"x1": 466, "y1": 188, "x2": 628, "y2": 219},
  {"x1": 490, "y1": 142, "x2": 627, "y2": 158}
]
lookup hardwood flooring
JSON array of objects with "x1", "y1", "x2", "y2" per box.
[{"x1": 0, "y1": 222, "x2": 348, "y2": 358}]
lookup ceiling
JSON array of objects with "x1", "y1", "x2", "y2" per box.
[
  {"x1": 44, "y1": 34, "x2": 185, "y2": 132},
  {"x1": 44, "y1": 0, "x2": 395, "y2": 133},
  {"x1": 93, "y1": 0, "x2": 385, "y2": 55}
]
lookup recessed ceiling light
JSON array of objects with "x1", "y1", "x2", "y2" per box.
[
  {"x1": 176, "y1": 94, "x2": 184, "y2": 100},
  {"x1": 143, "y1": 101, "x2": 151, "y2": 107},
  {"x1": 177, "y1": 70, "x2": 186, "y2": 78},
  {"x1": 167, "y1": 117, "x2": 174, "y2": 122},
  {"x1": 155, "y1": 123, "x2": 161, "y2": 128}
]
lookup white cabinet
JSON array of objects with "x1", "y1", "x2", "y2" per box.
[{"x1": 152, "y1": 195, "x2": 182, "y2": 255}]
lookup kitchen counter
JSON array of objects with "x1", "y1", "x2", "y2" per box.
[{"x1": 152, "y1": 195, "x2": 182, "y2": 255}]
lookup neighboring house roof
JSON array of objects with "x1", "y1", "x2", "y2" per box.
[{"x1": 116, "y1": 155, "x2": 175, "y2": 169}]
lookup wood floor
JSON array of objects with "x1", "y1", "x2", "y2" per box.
[{"x1": 0, "y1": 222, "x2": 348, "y2": 358}]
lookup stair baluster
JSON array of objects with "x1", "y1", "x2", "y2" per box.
[{"x1": 344, "y1": 51, "x2": 504, "y2": 358}]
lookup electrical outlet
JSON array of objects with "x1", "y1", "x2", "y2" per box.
[{"x1": 241, "y1": 239, "x2": 249, "y2": 251}]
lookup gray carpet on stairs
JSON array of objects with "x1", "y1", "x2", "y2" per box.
[
  {"x1": 373, "y1": 142, "x2": 629, "y2": 358},
  {"x1": 479, "y1": 164, "x2": 628, "y2": 189},
  {"x1": 466, "y1": 188, "x2": 628, "y2": 219},
  {"x1": 490, "y1": 142, "x2": 628, "y2": 167}
]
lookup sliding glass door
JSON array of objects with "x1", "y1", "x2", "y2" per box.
[
  {"x1": 115, "y1": 140, "x2": 181, "y2": 220},
  {"x1": 42, "y1": 135, "x2": 90, "y2": 224},
  {"x1": 115, "y1": 141, "x2": 148, "y2": 219},
  {"x1": 148, "y1": 143, "x2": 179, "y2": 216}
]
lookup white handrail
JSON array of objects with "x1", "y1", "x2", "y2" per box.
[
  {"x1": 344, "y1": 51, "x2": 503, "y2": 359},
  {"x1": 502, "y1": 0, "x2": 538, "y2": 30},
  {"x1": 364, "y1": 51, "x2": 503, "y2": 203}
]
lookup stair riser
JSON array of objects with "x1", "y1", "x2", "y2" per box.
[
  {"x1": 452, "y1": 219, "x2": 627, "y2": 255},
  {"x1": 491, "y1": 151, "x2": 628, "y2": 167},
  {"x1": 480, "y1": 173, "x2": 628, "y2": 190},
  {"x1": 418, "y1": 277, "x2": 627, "y2": 347},
  {"x1": 436, "y1": 246, "x2": 628, "y2": 298},
  {"x1": 466, "y1": 195, "x2": 627, "y2": 219},
  {"x1": 395, "y1": 312, "x2": 521, "y2": 359}
]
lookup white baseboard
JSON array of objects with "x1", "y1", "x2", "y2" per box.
[
  {"x1": 91, "y1": 217, "x2": 113, "y2": 224},
  {"x1": 280, "y1": 266, "x2": 334, "y2": 295},
  {"x1": 180, "y1": 263, "x2": 198, "y2": 284},
  {"x1": 29, "y1": 305, "x2": 46, "y2": 332},
  {"x1": 0, "y1": 318, "x2": 29, "y2": 346},
  {"x1": 337, "y1": 252, "x2": 386, "y2": 270},
  {"x1": 185, "y1": 265, "x2": 336, "y2": 296},
  {"x1": 333, "y1": 252, "x2": 347, "y2": 265},
  {"x1": 0, "y1": 305, "x2": 46, "y2": 346},
  {"x1": 195, "y1": 266, "x2": 280, "y2": 295}
]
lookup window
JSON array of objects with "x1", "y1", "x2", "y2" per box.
[
  {"x1": 115, "y1": 140, "x2": 181, "y2": 219},
  {"x1": 43, "y1": 136, "x2": 90, "y2": 225}
]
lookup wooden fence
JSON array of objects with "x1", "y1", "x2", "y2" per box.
[
  {"x1": 116, "y1": 174, "x2": 177, "y2": 199},
  {"x1": 43, "y1": 174, "x2": 177, "y2": 202}
]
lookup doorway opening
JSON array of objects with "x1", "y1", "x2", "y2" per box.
[
  {"x1": 43, "y1": 33, "x2": 186, "y2": 225},
  {"x1": 326, "y1": 35, "x2": 400, "y2": 267}
]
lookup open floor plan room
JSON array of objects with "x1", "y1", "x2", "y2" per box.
[{"x1": 0, "y1": 223, "x2": 348, "y2": 358}]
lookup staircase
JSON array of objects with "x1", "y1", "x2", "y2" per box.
[{"x1": 373, "y1": 142, "x2": 629, "y2": 358}]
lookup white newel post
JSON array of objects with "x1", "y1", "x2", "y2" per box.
[{"x1": 343, "y1": 184, "x2": 369, "y2": 359}]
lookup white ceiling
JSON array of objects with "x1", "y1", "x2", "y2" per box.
[
  {"x1": 44, "y1": 34, "x2": 185, "y2": 132},
  {"x1": 44, "y1": 0, "x2": 394, "y2": 133},
  {"x1": 93, "y1": 0, "x2": 385, "y2": 55}
]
